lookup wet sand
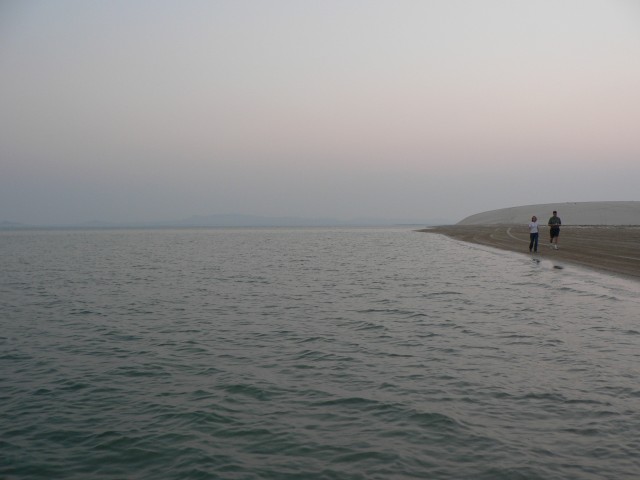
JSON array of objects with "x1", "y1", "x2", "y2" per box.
[{"x1": 419, "y1": 225, "x2": 640, "y2": 280}]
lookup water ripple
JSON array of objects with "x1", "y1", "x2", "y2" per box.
[{"x1": 1, "y1": 228, "x2": 639, "y2": 479}]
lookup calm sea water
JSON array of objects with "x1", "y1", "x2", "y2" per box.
[{"x1": 1, "y1": 227, "x2": 639, "y2": 479}]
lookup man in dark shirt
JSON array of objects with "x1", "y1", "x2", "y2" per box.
[{"x1": 548, "y1": 210, "x2": 561, "y2": 249}]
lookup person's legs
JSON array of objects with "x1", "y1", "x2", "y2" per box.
[
  {"x1": 533, "y1": 233, "x2": 538, "y2": 252},
  {"x1": 550, "y1": 227, "x2": 559, "y2": 248}
]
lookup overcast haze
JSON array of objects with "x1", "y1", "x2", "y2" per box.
[{"x1": 2, "y1": 1, "x2": 639, "y2": 225}]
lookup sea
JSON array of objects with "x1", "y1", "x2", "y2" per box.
[{"x1": 1, "y1": 227, "x2": 639, "y2": 480}]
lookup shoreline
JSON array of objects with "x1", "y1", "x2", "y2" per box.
[{"x1": 419, "y1": 225, "x2": 640, "y2": 281}]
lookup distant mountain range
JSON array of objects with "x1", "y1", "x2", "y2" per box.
[
  {"x1": 163, "y1": 214, "x2": 447, "y2": 227},
  {"x1": 0, "y1": 214, "x2": 451, "y2": 229},
  {"x1": 0, "y1": 220, "x2": 26, "y2": 228}
]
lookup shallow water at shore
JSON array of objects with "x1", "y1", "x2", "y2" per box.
[
  {"x1": 424, "y1": 224, "x2": 640, "y2": 279},
  {"x1": 2, "y1": 227, "x2": 639, "y2": 479}
]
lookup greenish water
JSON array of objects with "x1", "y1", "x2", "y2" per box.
[{"x1": 2, "y1": 228, "x2": 639, "y2": 479}]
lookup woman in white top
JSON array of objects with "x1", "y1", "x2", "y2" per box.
[{"x1": 528, "y1": 216, "x2": 539, "y2": 253}]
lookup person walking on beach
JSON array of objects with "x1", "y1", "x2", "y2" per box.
[
  {"x1": 548, "y1": 210, "x2": 561, "y2": 249},
  {"x1": 528, "y1": 215, "x2": 539, "y2": 253}
]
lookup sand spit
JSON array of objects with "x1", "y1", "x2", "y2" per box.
[{"x1": 419, "y1": 201, "x2": 640, "y2": 279}]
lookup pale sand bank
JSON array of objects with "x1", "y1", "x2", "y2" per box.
[
  {"x1": 457, "y1": 201, "x2": 640, "y2": 226},
  {"x1": 420, "y1": 225, "x2": 640, "y2": 280}
]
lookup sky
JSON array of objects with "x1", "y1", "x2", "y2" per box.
[{"x1": 1, "y1": 0, "x2": 639, "y2": 225}]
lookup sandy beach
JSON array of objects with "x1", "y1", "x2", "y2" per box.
[{"x1": 420, "y1": 225, "x2": 640, "y2": 280}]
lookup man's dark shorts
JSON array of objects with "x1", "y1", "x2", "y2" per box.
[{"x1": 550, "y1": 226, "x2": 560, "y2": 238}]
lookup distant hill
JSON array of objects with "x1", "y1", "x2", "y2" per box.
[
  {"x1": 457, "y1": 201, "x2": 640, "y2": 226},
  {"x1": 161, "y1": 214, "x2": 446, "y2": 227},
  {"x1": 165, "y1": 214, "x2": 342, "y2": 227}
]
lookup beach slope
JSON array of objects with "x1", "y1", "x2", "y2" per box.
[{"x1": 420, "y1": 202, "x2": 640, "y2": 279}]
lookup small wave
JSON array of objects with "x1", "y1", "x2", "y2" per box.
[
  {"x1": 110, "y1": 365, "x2": 171, "y2": 379},
  {"x1": 331, "y1": 449, "x2": 399, "y2": 464},
  {"x1": 350, "y1": 320, "x2": 387, "y2": 331},
  {"x1": 221, "y1": 383, "x2": 276, "y2": 401},
  {"x1": 312, "y1": 396, "x2": 378, "y2": 408},
  {"x1": 423, "y1": 291, "x2": 463, "y2": 298}
]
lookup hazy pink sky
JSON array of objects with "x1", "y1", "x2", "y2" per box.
[{"x1": 1, "y1": 0, "x2": 639, "y2": 224}]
